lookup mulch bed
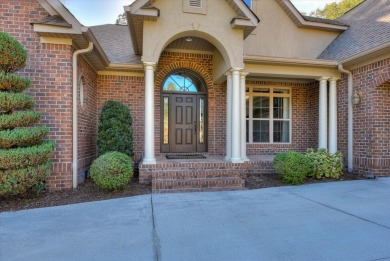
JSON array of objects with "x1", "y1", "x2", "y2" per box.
[{"x1": 1, "y1": 172, "x2": 367, "y2": 213}]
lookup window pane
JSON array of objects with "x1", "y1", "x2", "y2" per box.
[
  {"x1": 273, "y1": 121, "x2": 290, "y2": 143},
  {"x1": 163, "y1": 97, "x2": 169, "y2": 144},
  {"x1": 199, "y1": 98, "x2": 205, "y2": 144},
  {"x1": 273, "y1": 97, "x2": 290, "y2": 119},
  {"x1": 246, "y1": 95, "x2": 249, "y2": 118},
  {"x1": 246, "y1": 120, "x2": 249, "y2": 143},
  {"x1": 253, "y1": 120, "x2": 269, "y2": 142},
  {"x1": 243, "y1": 0, "x2": 251, "y2": 8},
  {"x1": 253, "y1": 87, "x2": 270, "y2": 93},
  {"x1": 273, "y1": 89, "x2": 290, "y2": 94},
  {"x1": 253, "y1": 96, "x2": 269, "y2": 118}
]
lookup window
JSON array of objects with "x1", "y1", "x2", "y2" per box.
[
  {"x1": 243, "y1": 0, "x2": 252, "y2": 9},
  {"x1": 246, "y1": 87, "x2": 291, "y2": 143},
  {"x1": 78, "y1": 74, "x2": 85, "y2": 108},
  {"x1": 163, "y1": 69, "x2": 206, "y2": 93}
]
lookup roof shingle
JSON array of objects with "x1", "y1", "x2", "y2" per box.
[{"x1": 319, "y1": 0, "x2": 390, "y2": 61}]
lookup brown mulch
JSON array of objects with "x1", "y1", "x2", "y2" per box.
[
  {"x1": 1, "y1": 172, "x2": 367, "y2": 213},
  {"x1": 0, "y1": 176, "x2": 151, "y2": 213}
]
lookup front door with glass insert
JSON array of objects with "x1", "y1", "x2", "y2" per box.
[{"x1": 161, "y1": 69, "x2": 207, "y2": 153}]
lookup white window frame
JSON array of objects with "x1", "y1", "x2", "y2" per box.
[
  {"x1": 78, "y1": 74, "x2": 85, "y2": 108},
  {"x1": 246, "y1": 86, "x2": 292, "y2": 144}
]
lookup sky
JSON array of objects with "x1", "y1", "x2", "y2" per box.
[{"x1": 60, "y1": 0, "x2": 342, "y2": 26}]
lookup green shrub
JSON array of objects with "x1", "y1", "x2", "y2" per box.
[
  {"x1": 0, "y1": 71, "x2": 31, "y2": 93},
  {"x1": 0, "y1": 162, "x2": 51, "y2": 197},
  {"x1": 90, "y1": 152, "x2": 133, "y2": 191},
  {"x1": 0, "y1": 33, "x2": 54, "y2": 197},
  {"x1": 0, "y1": 32, "x2": 27, "y2": 73},
  {"x1": 273, "y1": 151, "x2": 312, "y2": 185},
  {"x1": 97, "y1": 100, "x2": 133, "y2": 157},
  {"x1": 0, "y1": 92, "x2": 34, "y2": 112},
  {"x1": 0, "y1": 140, "x2": 55, "y2": 170},
  {"x1": 0, "y1": 111, "x2": 40, "y2": 130},
  {"x1": 0, "y1": 126, "x2": 49, "y2": 149},
  {"x1": 306, "y1": 148, "x2": 343, "y2": 179}
]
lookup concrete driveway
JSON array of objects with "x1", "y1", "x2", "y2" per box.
[{"x1": 1, "y1": 178, "x2": 390, "y2": 261}]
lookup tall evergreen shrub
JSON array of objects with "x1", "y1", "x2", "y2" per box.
[
  {"x1": 0, "y1": 32, "x2": 55, "y2": 196},
  {"x1": 97, "y1": 100, "x2": 133, "y2": 157}
]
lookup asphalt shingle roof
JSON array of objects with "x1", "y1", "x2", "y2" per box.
[
  {"x1": 319, "y1": 0, "x2": 390, "y2": 61},
  {"x1": 90, "y1": 24, "x2": 141, "y2": 64},
  {"x1": 32, "y1": 15, "x2": 72, "y2": 28}
]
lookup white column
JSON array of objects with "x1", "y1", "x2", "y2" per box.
[
  {"x1": 225, "y1": 72, "x2": 232, "y2": 161},
  {"x1": 318, "y1": 77, "x2": 328, "y2": 149},
  {"x1": 143, "y1": 62, "x2": 156, "y2": 164},
  {"x1": 328, "y1": 78, "x2": 338, "y2": 153},
  {"x1": 240, "y1": 72, "x2": 249, "y2": 161},
  {"x1": 231, "y1": 68, "x2": 243, "y2": 163}
]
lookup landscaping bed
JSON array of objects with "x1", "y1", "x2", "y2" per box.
[{"x1": 1, "y1": 172, "x2": 367, "y2": 213}]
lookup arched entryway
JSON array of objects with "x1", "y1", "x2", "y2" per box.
[{"x1": 160, "y1": 69, "x2": 207, "y2": 153}]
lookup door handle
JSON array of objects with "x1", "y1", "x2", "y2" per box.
[{"x1": 194, "y1": 121, "x2": 197, "y2": 132}]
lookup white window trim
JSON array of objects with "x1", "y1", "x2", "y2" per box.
[
  {"x1": 78, "y1": 74, "x2": 85, "y2": 108},
  {"x1": 246, "y1": 86, "x2": 292, "y2": 144}
]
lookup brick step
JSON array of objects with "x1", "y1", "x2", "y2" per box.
[
  {"x1": 152, "y1": 170, "x2": 243, "y2": 180},
  {"x1": 152, "y1": 177, "x2": 245, "y2": 193},
  {"x1": 154, "y1": 187, "x2": 246, "y2": 194}
]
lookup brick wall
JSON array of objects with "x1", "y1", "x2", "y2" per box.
[
  {"x1": 77, "y1": 57, "x2": 97, "y2": 182},
  {"x1": 97, "y1": 75, "x2": 146, "y2": 162},
  {"x1": 338, "y1": 58, "x2": 390, "y2": 176},
  {"x1": 0, "y1": 0, "x2": 74, "y2": 190}
]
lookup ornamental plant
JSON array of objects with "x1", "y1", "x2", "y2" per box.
[
  {"x1": 306, "y1": 148, "x2": 343, "y2": 179},
  {"x1": 89, "y1": 152, "x2": 133, "y2": 191},
  {"x1": 0, "y1": 32, "x2": 55, "y2": 197},
  {"x1": 97, "y1": 100, "x2": 133, "y2": 157},
  {"x1": 273, "y1": 151, "x2": 312, "y2": 185}
]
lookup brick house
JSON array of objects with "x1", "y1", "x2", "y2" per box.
[{"x1": 1, "y1": 0, "x2": 389, "y2": 192}]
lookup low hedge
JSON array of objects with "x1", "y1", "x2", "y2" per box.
[
  {"x1": 0, "y1": 111, "x2": 40, "y2": 130},
  {"x1": 0, "y1": 140, "x2": 55, "y2": 170},
  {"x1": 0, "y1": 71, "x2": 31, "y2": 93},
  {"x1": 90, "y1": 151, "x2": 133, "y2": 191},
  {"x1": 306, "y1": 148, "x2": 343, "y2": 179},
  {"x1": 0, "y1": 126, "x2": 49, "y2": 149},
  {"x1": 0, "y1": 162, "x2": 51, "y2": 197},
  {"x1": 273, "y1": 151, "x2": 312, "y2": 185},
  {"x1": 0, "y1": 32, "x2": 27, "y2": 73},
  {"x1": 0, "y1": 92, "x2": 34, "y2": 112}
]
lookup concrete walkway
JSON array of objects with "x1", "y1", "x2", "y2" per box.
[{"x1": 1, "y1": 178, "x2": 390, "y2": 261}]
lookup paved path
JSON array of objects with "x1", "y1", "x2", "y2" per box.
[{"x1": 1, "y1": 178, "x2": 390, "y2": 261}]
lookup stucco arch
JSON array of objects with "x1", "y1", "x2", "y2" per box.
[{"x1": 142, "y1": 26, "x2": 244, "y2": 70}]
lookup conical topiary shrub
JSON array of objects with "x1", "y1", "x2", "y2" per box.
[
  {"x1": 0, "y1": 32, "x2": 55, "y2": 197},
  {"x1": 97, "y1": 100, "x2": 133, "y2": 157}
]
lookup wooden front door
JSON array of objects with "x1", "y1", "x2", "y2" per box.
[{"x1": 161, "y1": 93, "x2": 207, "y2": 153}]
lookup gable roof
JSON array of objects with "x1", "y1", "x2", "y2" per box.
[
  {"x1": 319, "y1": 0, "x2": 390, "y2": 61},
  {"x1": 90, "y1": 24, "x2": 140, "y2": 65}
]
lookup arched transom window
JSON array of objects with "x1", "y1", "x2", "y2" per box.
[{"x1": 163, "y1": 69, "x2": 206, "y2": 93}]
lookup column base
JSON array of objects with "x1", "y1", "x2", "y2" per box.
[
  {"x1": 242, "y1": 157, "x2": 249, "y2": 162},
  {"x1": 143, "y1": 158, "x2": 156, "y2": 165},
  {"x1": 230, "y1": 158, "x2": 244, "y2": 164}
]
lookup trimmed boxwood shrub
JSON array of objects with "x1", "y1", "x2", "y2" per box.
[
  {"x1": 0, "y1": 71, "x2": 31, "y2": 92},
  {"x1": 0, "y1": 32, "x2": 54, "y2": 196},
  {"x1": 0, "y1": 92, "x2": 35, "y2": 112},
  {"x1": 90, "y1": 152, "x2": 133, "y2": 191},
  {"x1": 0, "y1": 140, "x2": 55, "y2": 170},
  {"x1": 0, "y1": 162, "x2": 51, "y2": 197},
  {"x1": 0, "y1": 32, "x2": 27, "y2": 72},
  {"x1": 0, "y1": 111, "x2": 41, "y2": 130},
  {"x1": 97, "y1": 100, "x2": 133, "y2": 157},
  {"x1": 306, "y1": 148, "x2": 343, "y2": 179},
  {"x1": 0, "y1": 126, "x2": 50, "y2": 149},
  {"x1": 273, "y1": 151, "x2": 312, "y2": 185}
]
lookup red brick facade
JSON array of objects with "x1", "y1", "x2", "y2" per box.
[
  {"x1": 338, "y1": 58, "x2": 390, "y2": 176},
  {"x1": 1, "y1": 1, "x2": 389, "y2": 192}
]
